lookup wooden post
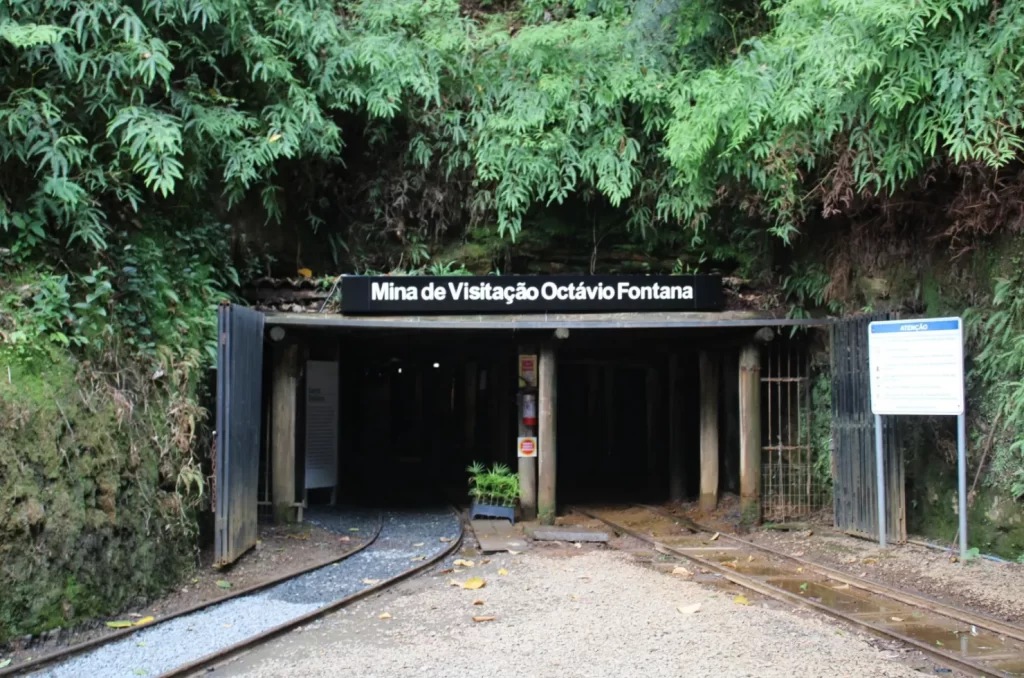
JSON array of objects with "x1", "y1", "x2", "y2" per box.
[
  {"x1": 739, "y1": 343, "x2": 762, "y2": 524},
  {"x1": 538, "y1": 342, "x2": 557, "y2": 525},
  {"x1": 668, "y1": 353, "x2": 683, "y2": 502},
  {"x1": 272, "y1": 343, "x2": 299, "y2": 523},
  {"x1": 463, "y1": 362, "x2": 477, "y2": 460},
  {"x1": 518, "y1": 349, "x2": 537, "y2": 521},
  {"x1": 699, "y1": 351, "x2": 720, "y2": 512},
  {"x1": 646, "y1": 367, "x2": 660, "y2": 493}
]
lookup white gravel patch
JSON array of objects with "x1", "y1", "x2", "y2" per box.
[{"x1": 219, "y1": 550, "x2": 926, "y2": 678}]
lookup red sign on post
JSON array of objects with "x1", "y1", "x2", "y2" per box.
[{"x1": 517, "y1": 436, "x2": 537, "y2": 458}]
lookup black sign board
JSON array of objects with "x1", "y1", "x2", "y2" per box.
[{"x1": 339, "y1": 275, "x2": 723, "y2": 315}]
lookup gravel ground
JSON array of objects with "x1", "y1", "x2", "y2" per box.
[
  {"x1": 217, "y1": 549, "x2": 936, "y2": 678},
  {"x1": 30, "y1": 508, "x2": 459, "y2": 678},
  {"x1": 746, "y1": 529, "x2": 1024, "y2": 622}
]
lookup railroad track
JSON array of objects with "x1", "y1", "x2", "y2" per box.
[
  {"x1": 5, "y1": 507, "x2": 463, "y2": 678},
  {"x1": 573, "y1": 504, "x2": 1024, "y2": 678}
]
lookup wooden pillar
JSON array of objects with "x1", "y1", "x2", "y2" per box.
[
  {"x1": 518, "y1": 349, "x2": 537, "y2": 521},
  {"x1": 699, "y1": 351, "x2": 720, "y2": 512},
  {"x1": 538, "y1": 342, "x2": 557, "y2": 525},
  {"x1": 646, "y1": 367, "x2": 660, "y2": 492},
  {"x1": 272, "y1": 343, "x2": 299, "y2": 523},
  {"x1": 739, "y1": 343, "x2": 762, "y2": 524},
  {"x1": 668, "y1": 353, "x2": 683, "y2": 502},
  {"x1": 463, "y1": 362, "x2": 477, "y2": 460}
]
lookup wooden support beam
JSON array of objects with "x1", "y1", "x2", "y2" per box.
[
  {"x1": 699, "y1": 351, "x2": 720, "y2": 512},
  {"x1": 463, "y1": 362, "x2": 477, "y2": 460},
  {"x1": 272, "y1": 343, "x2": 299, "y2": 523},
  {"x1": 739, "y1": 343, "x2": 762, "y2": 525},
  {"x1": 646, "y1": 367, "x2": 660, "y2": 493},
  {"x1": 668, "y1": 353, "x2": 683, "y2": 502},
  {"x1": 518, "y1": 349, "x2": 537, "y2": 521},
  {"x1": 538, "y1": 342, "x2": 558, "y2": 525}
]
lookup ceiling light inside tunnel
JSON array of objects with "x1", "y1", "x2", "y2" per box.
[
  {"x1": 433, "y1": 362, "x2": 440, "y2": 369},
  {"x1": 398, "y1": 368, "x2": 402, "y2": 374}
]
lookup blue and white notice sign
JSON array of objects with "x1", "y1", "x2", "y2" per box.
[{"x1": 868, "y1": 317, "x2": 965, "y2": 416}]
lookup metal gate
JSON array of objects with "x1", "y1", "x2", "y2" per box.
[
  {"x1": 831, "y1": 314, "x2": 906, "y2": 542},
  {"x1": 215, "y1": 303, "x2": 265, "y2": 566},
  {"x1": 761, "y1": 340, "x2": 828, "y2": 521}
]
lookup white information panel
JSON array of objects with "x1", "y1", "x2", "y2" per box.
[{"x1": 868, "y1": 317, "x2": 964, "y2": 416}]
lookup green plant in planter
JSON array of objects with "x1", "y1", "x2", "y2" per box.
[{"x1": 466, "y1": 462, "x2": 520, "y2": 508}]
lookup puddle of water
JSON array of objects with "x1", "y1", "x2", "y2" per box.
[
  {"x1": 891, "y1": 622, "x2": 1017, "y2": 660},
  {"x1": 767, "y1": 578, "x2": 897, "y2": 615},
  {"x1": 731, "y1": 564, "x2": 788, "y2": 577}
]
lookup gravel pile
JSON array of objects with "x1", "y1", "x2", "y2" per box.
[
  {"x1": 220, "y1": 550, "x2": 933, "y2": 678},
  {"x1": 32, "y1": 508, "x2": 460, "y2": 678}
]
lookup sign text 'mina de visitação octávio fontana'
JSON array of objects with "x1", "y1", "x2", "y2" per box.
[{"x1": 339, "y1": 275, "x2": 724, "y2": 315}]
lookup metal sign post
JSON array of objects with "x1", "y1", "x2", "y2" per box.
[{"x1": 867, "y1": 318, "x2": 966, "y2": 557}]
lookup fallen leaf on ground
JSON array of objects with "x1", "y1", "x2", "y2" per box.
[
  {"x1": 413, "y1": 542, "x2": 424, "y2": 547},
  {"x1": 574, "y1": 542, "x2": 582, "y2": 549},
  {"x1": 747, "y1": 555, "x2": 754, "y2": 562},
  {"x1": 473, "y1": 600, "x2": 484, "y2": 606},
  {"x1": 832, "y1": 584, "x2": 851, "y2": 591},
  {"x1": 191, "y1": 578, "x2": 199, "y2": 584},
  {"x1": 891, "y1": 617, "x2": 904, "y2": 622},
  {"x1": 105, "y1": 621, "x2": 134, "y2": 629},
  {"x1": 799, "y1": 582, "x2": 808, "y2": 592},
  {"x1": 721, "y1": 560, "x2": 738, "y2": 569},
  {"x1": 793, "y1": 551, "x2": 805, "y2": 557},
  {"x1": 440, "y1": 568, "x2": 453, "y2": 574},
  {"x1": 339, "y1": 536, "x2": 351, "y2": 543},
  {"x1": 349, "y1": 528, "x2": 360, "y2": 532},
  {"x1": 804, "y1": 530, "x2": 814, "y2": 537},
  {"x1": 844, "y1": 556, "x2": 857, "y2": 564},
  {"x1": 410, "y1": 555, "x2": 426, "y2": 562},
  {"x1": 481, "y1": 559, "x2": 491, "y2": 565},
  {"x1": 733, "y1": 595, "x2": 750, "y2": 606},
  {"x1": 128, "y1": 613, "x2": 143, "y2": 618},
  {"x1": 671, "y1": 567, "x2": 692, "y2": 577},
  {"x1": 709, "y1": 532, "x2": 720, "y2": 542},
  {"x1": 362, "y1": 579, "x2": 380, "y2": 585},
  {"x1": 862, "y1": 558, "x2": 878, "y2": 565},
  {"x1": 0, "y1": 660, "x2": 11, "y2": 670},
  {"x1": 472, "y1": 616, "x2": 496, "y2": 623},
  {"x1": 453, "y1": 559, "x2": 475, "y2": 567},
  {"x1": 507, "y1": 550, "x2": 522, "y2": 555},
  {"x1": 134, "y1": 616, "x2": 154, "y2": 626},
  {"x1": 462, "y1": 577, "x2": 486, "y2": 590},
  {"x1": 498, "y1": 568, "x2": 508, "y2": 576},
  {"x1": 216, "y1": 580, "x2": 232, "y2": 589},
  {"x1": 447, "y1": 579, "x2": 461, "y2": 587},
  {"x1": 379, "y1": 613, "x2": 392, "y2": 620},
  {"x1": 677, "y1": 603, "x2": 702, "y2": 615},
  {"x1": 440, "y1": 537, "x2": 453, "y2": 543},
  {"x1": 222, "y1": 624, "x2": 232, "y2": 629}
]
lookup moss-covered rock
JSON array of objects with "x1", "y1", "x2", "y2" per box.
[{"x1": 0, "y1": 357, "x2": 198, "y2": 643}]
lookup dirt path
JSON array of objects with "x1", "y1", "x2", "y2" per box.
[{"x1": 216, "y1": 548, "x2": 949, "y2": 678}]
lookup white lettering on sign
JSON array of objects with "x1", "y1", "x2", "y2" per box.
[
  {"x1": 377, "y1": 280, "x2": 695, "y2": 306},
  {"x1": 868, "y1": 317, "x2": 964, "y2": 416}
]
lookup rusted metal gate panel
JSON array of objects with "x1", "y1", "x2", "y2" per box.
[
  {"x1": 831, "y1": 314, "x2": 906, "y2": 542},
  {"x1": 761, "y1": 340, "x2": 828, "y2": 521},
  {"x1": 215, "y1": 303, "x2": 265, "y2": 566}
]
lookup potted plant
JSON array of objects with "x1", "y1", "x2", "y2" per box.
[{"x1": 466, "y1": 462, "x2": 520, "y2": 523}]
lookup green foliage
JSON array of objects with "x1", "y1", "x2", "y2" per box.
[
  {"x1": 466, "y1": 461, "x2": 520, "y2": 507},
  {"x1": 965, "y1": 267, "x2": 1024, "y2": 499}
]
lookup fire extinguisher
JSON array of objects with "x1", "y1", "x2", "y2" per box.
[{"x1": 522, "y1": 393, "x2": 537, "y2": 427}]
